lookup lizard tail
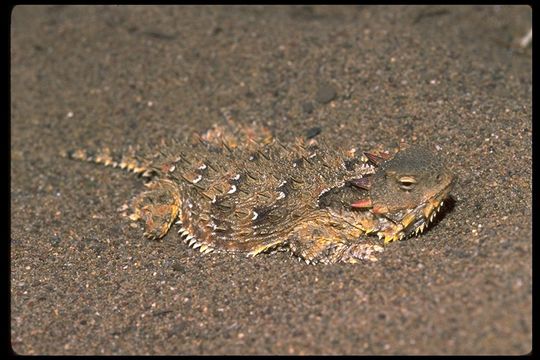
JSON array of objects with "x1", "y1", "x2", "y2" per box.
[{"x1": 62, "y1": 146, "x2": 154, "y2": 177}]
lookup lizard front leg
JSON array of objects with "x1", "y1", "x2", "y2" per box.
[{"x1": 287, "y1": 210, "x2": 384, "y2": 264}]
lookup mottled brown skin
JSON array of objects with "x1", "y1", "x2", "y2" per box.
[{"x1": 65, "y1": 121, "x2": 455, "y2": 264}]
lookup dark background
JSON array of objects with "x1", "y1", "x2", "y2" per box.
[{"x1": 11, "y1": 5, "x2": 531, "y2": 355}]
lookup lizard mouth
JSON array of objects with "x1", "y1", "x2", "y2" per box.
[
  {"x1": 402, "y1": 193, "x2": 449, "y2": 238},
  {"x1": 372, "y1": 176, "x2": 455, "y2": 244},
  {"x1": 391, "y1": 180, "x2": 454, "y2": 242}
]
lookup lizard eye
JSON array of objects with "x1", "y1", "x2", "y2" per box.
[{"x1": 398, "y1": 176, "x2": 417, "y2": 191}]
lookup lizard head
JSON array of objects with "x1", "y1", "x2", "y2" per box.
[{"x1": 351, "y1": 145, "x2": 455, "y2": 244}]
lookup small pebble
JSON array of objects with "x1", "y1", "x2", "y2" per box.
[
  {"x1": 315, "y1": 83, "x2": 337, "y2": 104},
  {"x1": 305, "y1": 126, "x2": 322, "y2": 139}
]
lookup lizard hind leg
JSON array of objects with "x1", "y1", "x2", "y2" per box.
[{"x1": 130, "y1": 181, "x2": 181, "y2": 240}]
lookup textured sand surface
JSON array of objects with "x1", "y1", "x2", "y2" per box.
[{"x1": 11, "y1": 5, "x2": 531, "y2": 355}]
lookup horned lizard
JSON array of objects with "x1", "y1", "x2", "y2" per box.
[{"x1": 64, "y1": 120, "x2": 455, "y2": 264}]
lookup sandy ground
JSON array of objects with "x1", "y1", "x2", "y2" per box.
[{"x1": 11, "y1": 5, "x2": 531, "y2": 355}]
